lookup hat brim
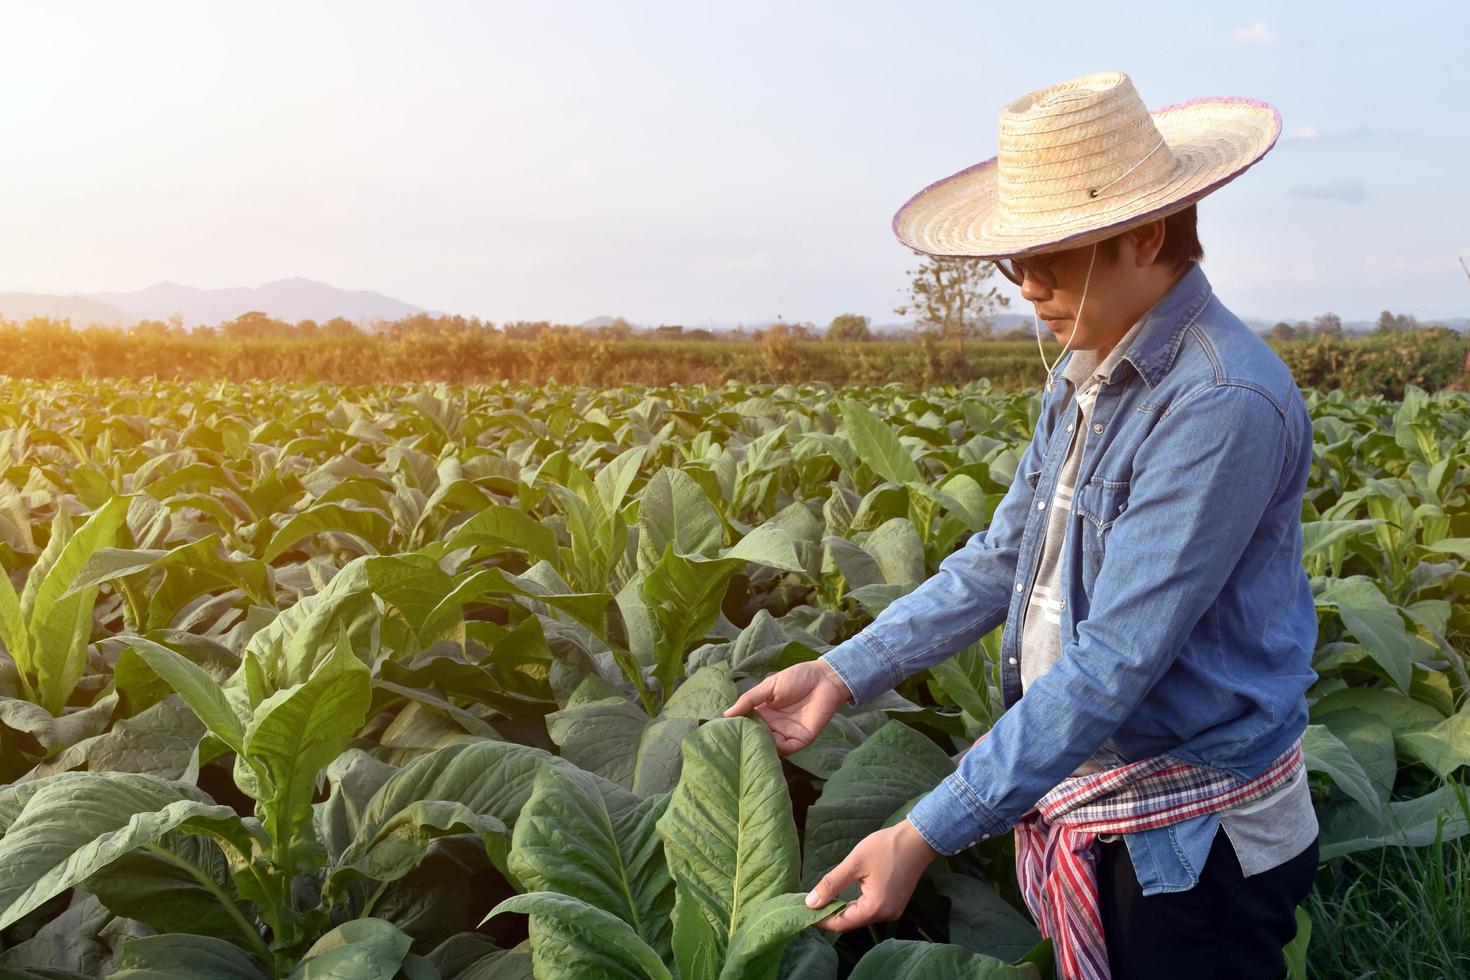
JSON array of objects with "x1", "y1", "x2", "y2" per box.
[{"x1": 891, "y1": 97, "x2": 1281, "y2": 259}]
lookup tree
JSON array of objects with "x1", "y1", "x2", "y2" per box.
[
  {"x1": 502, "y1": 320, "x2": 550, "y2": 340},
  {"x1": 132, "y1": 318, "x2": 171, "y2": 337},
  {"x1": 894, "y1": 251, "x2": 1010, "y2": 355},
  {"x1": 220, "y1": 310, "x2": 291, "y2": 340},
  {"x1": 1375, "y1": 310, "x2": 1420, "y2": 333},
  {"x1": 321, "y1": 317, "x2": 362, "y2": 339},
  {"x1": 1311, "y1": 312, "x2": 1343, "y2": 336},
  {"x1": 1269, "y1": 321, "x2": 1300, "y2": 341},
  {"x1": 787, "y1": 321, "x2": 817, "y2": 341},
  {"x1": 826, "y1": 313, "x2": 872, "y2": 342}
]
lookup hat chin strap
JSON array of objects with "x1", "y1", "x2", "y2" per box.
[{"x1": 1034, "y1": 242, "x2": 1099, "y2": 393}]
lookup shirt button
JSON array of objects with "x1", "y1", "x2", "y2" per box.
[
  {"x1": 1066, "y1": 422, "x2": 1074, "y2": 432},
  {"x1": 1037, "y1": 500, "x2": 1047, "y2": 510},
  {"x1": 1059, "y1": 599, "x2": 1066, "y2": 608},
  {"x1": 1093, "y1": 423, "x2": 1104, "y2": 434},
  {"x1": 1008, "y1": 657, "x2": 1018, "y2": 665},
  {"x1": 1015, "y1": 582, "x2": 1024, "y2": 592}
]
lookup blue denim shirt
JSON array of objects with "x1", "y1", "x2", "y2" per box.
[{"x1": 819, "y1": 262, "x2": 1319, "y2": 895}]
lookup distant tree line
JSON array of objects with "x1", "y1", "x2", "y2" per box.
[{"x1": 3, "y1": 246, "x2": 1457, "y2": 350}]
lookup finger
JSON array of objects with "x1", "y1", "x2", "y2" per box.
[
  {"x1": 770, "y1": 730, "x2": 805, "y2": 754},
  {"x1": 805, "y1": 859, "x2": 856, "y2": 910},
  {"x1": 814, "y1": 893, "x2": 878, "y2": 933},
  {"x1": 765, "y1": 716, "x2": 814, "y2": 754},
  {"x1": 722, "y1": 678, "x2": 772, "y2": 717}
]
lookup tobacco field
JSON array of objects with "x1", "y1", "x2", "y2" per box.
[{"x1": 0, "y1": 376, "x2": 1465, "y2": 979}]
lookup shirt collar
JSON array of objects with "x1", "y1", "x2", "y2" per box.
[{"x1": 1053, "y1": 261, "x2": 1214, "y2": 392}]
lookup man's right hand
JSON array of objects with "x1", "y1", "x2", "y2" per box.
[{"x1": 722, "y1": 660, "x2": 852, "y2": 756}]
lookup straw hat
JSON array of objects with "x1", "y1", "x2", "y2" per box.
[{"x1": 892, "y1": 70, "x2": 1281, "y2": 259}]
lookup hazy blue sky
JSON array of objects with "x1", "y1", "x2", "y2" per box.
[{"x1": 3, "y1": 1, "x2": 1467, "y2": 325}]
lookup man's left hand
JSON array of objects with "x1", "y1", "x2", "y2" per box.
[{"x1": 803, "y1": 818, "x2": 941, "y2": 932}]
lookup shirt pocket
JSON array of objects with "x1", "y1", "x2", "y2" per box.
[{"x1": 1073, "y1": 476, "x2": 1131, "y2": 580}]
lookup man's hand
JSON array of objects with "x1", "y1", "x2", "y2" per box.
[
  {"x1": 802, "y1": 819, "x2": 941, "y2": 932},
  {"x1": 722, "y1": 660, "x2": 851, "y2": 756}
]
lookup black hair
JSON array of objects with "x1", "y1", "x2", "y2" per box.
[{"x1": 1095, "y1": 202, "x2": 1202, "y2": 272}]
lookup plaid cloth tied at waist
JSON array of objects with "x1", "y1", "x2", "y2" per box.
[{"x1": 961, "y1": 730, "x2": 1305, "y2": 980}]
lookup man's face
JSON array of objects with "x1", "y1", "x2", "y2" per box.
[{"x1": 1010, "y1": 220, "x2": 1174, "y2": 351}]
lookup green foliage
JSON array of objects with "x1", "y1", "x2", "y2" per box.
[{"x1": 0, "y1": 377, "x2": 1466, "y2": 977}]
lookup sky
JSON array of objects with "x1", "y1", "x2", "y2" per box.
[{"x1": 2, "y1": 0, "x2": 1467, "y2": 326}]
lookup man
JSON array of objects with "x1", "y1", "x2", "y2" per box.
[{"x1": 724, "y1": 71, "x2": 1320, "y2": 979}]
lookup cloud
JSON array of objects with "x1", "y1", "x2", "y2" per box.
[
  {"x1": 1289, "y1": 177, "x2": 1367, "y2": 203},
  {"x1": 1280, "y1": 124, "x2": 1377, "y2": 143},
  {"x1": 1230, "y1": 19, "x2": 1277, "y2": 44}
]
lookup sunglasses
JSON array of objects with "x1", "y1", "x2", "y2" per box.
[{"x1": 995, "y1": 255, "x2": 1058, "y2": 289}]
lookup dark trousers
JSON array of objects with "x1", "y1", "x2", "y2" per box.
[{"x1": 1096, "y1": 825, "x2": 1319, "y2": 979}]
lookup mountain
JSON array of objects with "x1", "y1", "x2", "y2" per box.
[
  {"x1": 0, "y1": 278, "x2": 429, "y2": 328},
  {"x1": 0, "y1": 292, "x2": 133, "y2": 326}
]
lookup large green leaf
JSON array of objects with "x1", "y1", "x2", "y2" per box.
[
  {"x1": 838, "y1": 400, "x2": 922, "y2": 485},
  {"x1": 643, "y1": 546, "x2": 748, "y2": 701},
  {"x1": 313, "y1": 748, "x2": 401, "y2": 863},
  {"x1": 1314, "y1": 577, "x2": 1429, "y2": 692},
  {"x1": 1319, "y1": 783, "x2": 1470, "y2": 859},
  {"x1": 0, "y1": 563, "x2": 32, "y2": 701},
  {"x1": 1282, "y1": 905, "x2": 1312, "y2": 980},
  {"x1": 1302, "y1": 722, "x2": 1389, "y2": 822},
  {"x1": 329, "y1": 799, "x2": 509, "y2": 903},
  {"x1": 802, "y1": 720, "x2": 957, "y2": 890},
  {"x1": 929, "y1": 870, "x2": 1042, "y2": 963},
  {"x1": 21, "y1": 695, "x2": 204, "y2": 782},
  {"x1": 241, "y1": 625, "x2": 371, "y2": 865},
  {"x1": 637, "y1": 468, "x2": 725, "y2": 566},
  {"x1": 24, "y1": 495, "x2": 131, "y2": 714},
  {"x1": 545, "y1": 666, "x2": 735, "y2": 795},
  {"x1": 423, "y1": 565, "x2": 617, "y2": 644},
  {"x1": 724, "y1": 522, "x2": 807, "y2": 575},
  {"x1": 775, "y1": 929, "x2": 838, "y2": 980},
  {"x1": 82, "y1": 831, "x2": 244, "y2": 943},
  {"x1": 116, "y1": 637, "x2": 248, "y2": 759},
  {"x1": 263, "y1": 502, "x2": 392, "y2": 563},
  {"x1": 718, "y1": 892, "x2": 846, "y2": 980},
  {"x1": 287, "y1": 918, "x2": 414, "y2": 980},
  {"x1": 64, "y1": 534, "x2": 270, "y2": 609},
  {"x1": 1309, "y1": 685, "x2": 1446, "y2": 735},
  {"x1": 507, "y1": 765, "x2": 675, "y2": 961},
  {"x1": 438, "y1": 504, "x2": 560, "y2": 566},
  {"x1": 784, "y1": 708, "x2": 891, "y2": 780},
  {"x1": 0, "y1": 771, "x2": 249, "y2": 930},
  {"x1": 106, "y1": 933, "x2": 270, "y2": 980},
  {"x1": 483, "y1": 892, "x2": 672, "y2": 980},
  {"x1": 849, "y1": 939, "x2": 1042, "y2": 979},
  {"x1": 343, "y1": 738, "x2": 578, "y2": 884},
  {"x1": 655, "y1": 716, "x2": 803, "y2": 979},
  {"x1": 861, "y1": 518, "x2": 927, "y2": 587},
  {"x1": 242, "y1": 554, "x2": 415, "y2": 689},
  {"x1": 1398, "y1": 709, "x2": 1470, "y2": 778}
]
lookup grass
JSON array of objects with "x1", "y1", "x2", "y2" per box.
[{"x1": 1302, "y1": 780, "x2": 1470, "y2": 979}]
